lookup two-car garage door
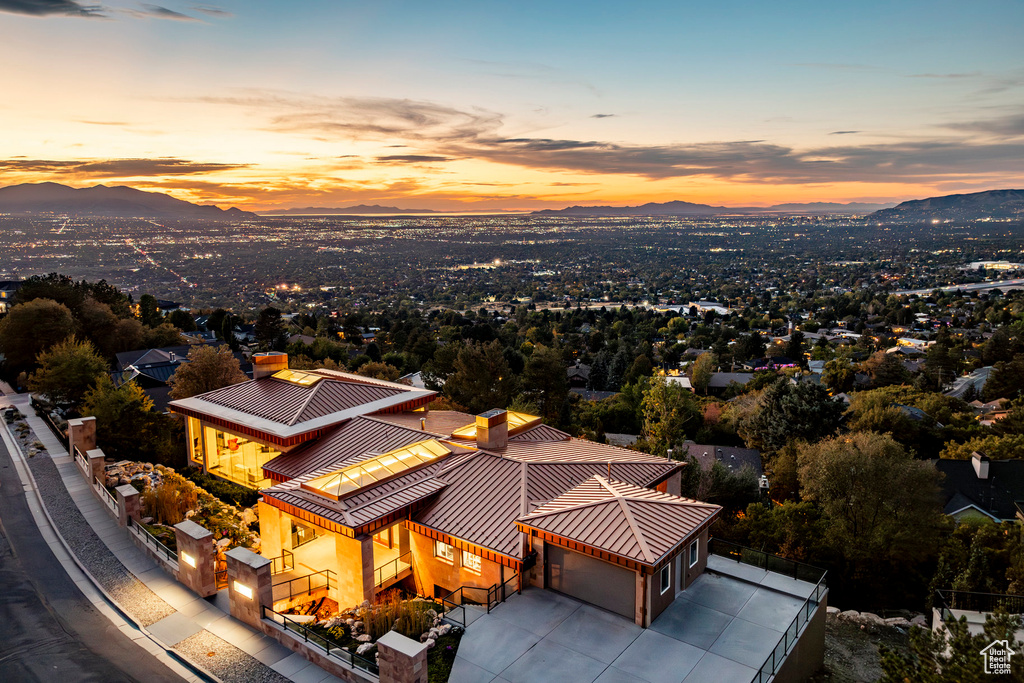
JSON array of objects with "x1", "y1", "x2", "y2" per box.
[{"x1": 545, "y1": 544, "x2": 635, "y2": 619}]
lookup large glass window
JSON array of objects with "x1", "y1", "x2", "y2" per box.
[
  {"x1": 187, "y1": 417, "x2": 203, "y2": 466},
  {"x1": 203, "y1": 426, "x2": 279, "y2": 489},
  {"x1": 462, "y1": 550, "x2": 482, "y2": 574}
]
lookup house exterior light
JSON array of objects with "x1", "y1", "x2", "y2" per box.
[
  {"x1": 181, "y1": 551, "x2": 197, "y2": 568},
  {"x1": 234, "y1": 581, "x2": 254, "y2": 599}
]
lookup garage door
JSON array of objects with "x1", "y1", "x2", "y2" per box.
[{"x1": 545, "y1": 544, "x2": 635, "y2": 619}]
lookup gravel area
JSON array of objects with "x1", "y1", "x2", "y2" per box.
[
  {"x1": 175, "y1": 631, "x2": 292, "y2": 683},
  {"x1": 20, "y1": 423, "x2": 176, "y2": 627}
]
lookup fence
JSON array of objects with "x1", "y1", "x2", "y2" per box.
[
  {"x1": 440, "y1": 573, "x2": 520, "y2": 627},
  {"x1": 262, "y1": 605, "x2": 379, "y2": 676},
  {"x1": 709, "y1": 538, "x2": 827, "y2": 585},
  {"x1": 935, "y1": 590, "x2": 1024, "y2": 620},
  {"x1": 268, "y1": 549, "x2": 295, "y2": 574},
  {"x1": 95, "y1": 482, "x2": 118, "y2": 514},
  {"x1": 272, "y1": 569, "x2": 336, "y2": 603},
  {"x1": 373, "y1": 552, "x2": 412, "y2": 587},
  {"x1": 752, "y1": 577, "x2": 828, "y2": 683},
  {"x1": 72, "y1": 445, "x2": 90, "y2": 478},
  {"x1": 127, "y1": 517, "x2": 178, "y2": 567}
]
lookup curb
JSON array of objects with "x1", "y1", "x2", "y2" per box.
[{"x1": 0, "y1": 409, "x2": 223, "y2": 683}]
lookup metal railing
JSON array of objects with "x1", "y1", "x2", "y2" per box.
[
  {"x1": 709, "y1": 538, "x2": 827, "y2": 585},
  {"x1": 215, "y1": 569, "x2": 227, "y2": 590},
  {"x1": 96, "y1": 482, "x2": 118, "y2": 514},
  {"x1": 127, "y1": 517, "x2": 177, "y2": 566},
  {"x1": 374, "y1": 552, "x2": 412, "y2": 587},
  {"x1": 268, "y1": 549, "x2": 294, "y2": 574},
  {"x1": 935, "y1": 590, "x2": 1024, "y2": 620},
  {"x1": 261, "y1": 605, "x2": 379, "y2": 676},
  {"x1": 272, "y1": 569, "x2": 336, "y2": 603},
  {"x1": 72, "y1": 445, "x2": 90, "y2": 478},
  {"x1": 440, "y1": 573, "x2": 520, "y2": 627},
  {"x1": 753, "y1": 577, "x2": 828, "y2": 683}
]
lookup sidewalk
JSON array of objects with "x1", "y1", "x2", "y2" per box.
[{"x1": 0, "y1": 391, "x2": 347, "y2": 683}]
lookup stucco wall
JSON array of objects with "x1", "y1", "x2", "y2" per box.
[{"x1": 407, "y1": 530, "x2": 504, "y2": 599}]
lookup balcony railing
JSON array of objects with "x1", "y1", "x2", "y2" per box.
[
  {"x1": 268, "y1": 549, "x2": 294, "y2": 574},
  {"x1": 374, "y1": 552, "x2": 412, "y2": 587},
  {"x1": 127, "y1": 517, "x2": 177, "y2": 567},
  {"x1": 439, "y1": 573, "x2": 520, "y2": 627},
  {"x1": 935, "y1": 589, "x2": 1024, "y2": 620},
  {"x1": 262, "y1": 605, "x2": 379, "y2": 676},
  {"x1": 272, "y1": 569, "x2": 336, "y2": 603},
  {"x1": 709, "y1": 538, "x2": 827, "y2": 585}
]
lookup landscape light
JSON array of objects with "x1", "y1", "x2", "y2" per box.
[
  {"x1": 234, "y1": 581, "x2": 254, "y2": 599},
  {"x1": 181, "y1": 551, "x2": 197, "y2": 568}
]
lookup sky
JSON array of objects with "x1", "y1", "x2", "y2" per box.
[{"x1": 1, "y1": 0, "x2": 1023, "y2": 211}]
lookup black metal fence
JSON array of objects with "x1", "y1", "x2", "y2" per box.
[
  {"x1": 373, "y1": 552, "x2": 412, "y2": 587},
  {"x1": 268, "y1": 549, "x2": 294, "y2": 574},
  {"x1": 439, "y1": 573, "x2": 520, "y2": 626},
  {"x1": 709, "y1": 538, "x2": 827, "y2": 585},
  {"x1": 935, "y1": 590, "x2": 1024, "y2": 619},
  {"x1": 272, "y1": 569, "x2": 336, "y2": 603},
  {"x1": 261, "y1": 605, "x2": 379, "y2": 676}
]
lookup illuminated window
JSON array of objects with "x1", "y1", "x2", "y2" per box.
[
  {"x1": 434, "y1": 541, "x2": 454, "y2": 564},
  {"x1": 660, "y1": 565, "x2": 671, "y2": 594},
  {"x1": 462, "y1": 550, "x2": 482, "y2": 574},
  {"x1": 450, "y1": 410, "x2": 542, "y2": 439},
  {"x1": 204, "y1": 427, "x2": 279, "y2": 490},
  {"x1": 689, "y1": 541, "x2": 699, "y2": 568}
]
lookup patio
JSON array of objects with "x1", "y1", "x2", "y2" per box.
[{"x1": 449, "y1": 555, "x2": 822, "y2": 683}]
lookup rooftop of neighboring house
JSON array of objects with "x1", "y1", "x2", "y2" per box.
[
  {"x1": 935, "y1": 453, "x2": 1024, "y2": 522},
  {"x1": 681, "y1": 443, "x2": 763, "y2": 478}
]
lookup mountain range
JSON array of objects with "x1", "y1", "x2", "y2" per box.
[
  {"x1": 0, "y1": 182, "x2": 254, "y2": 219},
  {"x1": 532, "y1": 199, "x2": 894, "y2": 216},
  {"x1": 867, "y1": 189, "x2": 1024, "y2": 221}
]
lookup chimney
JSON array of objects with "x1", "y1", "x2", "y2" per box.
[
  {"x1": 420, "y1": 417, "x2": 426, "y2": 431},
  {"x1": 476, "y1": 409, "x2": 508, "y2": 450},
  {"x1": 972, "y1": 451, "x2": 990, "y2": 480},
  {"x1": 252, "y1": 352, "x2": 288, "y2": 379}
]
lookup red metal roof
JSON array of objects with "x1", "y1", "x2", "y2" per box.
[
  {"x1": 509, "y1": 424, "x2": 571, "y2": 442},
  {"x1": 516, "y1": 476, "x2": 721, "y2": 568},
  {"x1": 373, "y1": 410, "x2": 476, "y2": 436}
]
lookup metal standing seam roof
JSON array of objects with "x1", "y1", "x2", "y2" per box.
[
  {"x1": 263, "y1": 415, "x2": 445, "y2": 481},
  {"x1": 508, "y1": 424, "x2": 571, "y2": 442},
  {"x1": 516, "y1": 476, "x2": 721, "y2": 568},
  {"x1": 372, "y1": 410, "x2": 477, "y2": 435}
]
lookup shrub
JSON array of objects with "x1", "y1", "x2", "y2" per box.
[{"x1": 181, "y1": 467, "x2": 260, "y2": 508}]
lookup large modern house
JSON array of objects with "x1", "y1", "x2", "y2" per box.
[{"x1": 169, "y1": 352, "x2": 720, "y2": 623}]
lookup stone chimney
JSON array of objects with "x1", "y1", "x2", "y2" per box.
[
  {"x1": 252, "y1": 351, "x2": 288, "y2": 379},
  {"x1": 476, "y1": 409, "x2": 508, "y2": 450},
  {"x1": 972, "y1": 451, "x2": 990, "y2": 480}
]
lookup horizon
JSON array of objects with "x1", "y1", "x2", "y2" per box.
[{"x1": 1, "y1": 1, "x2": 1022, "y2": 212}]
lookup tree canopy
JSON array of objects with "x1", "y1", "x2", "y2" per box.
[
  {"x1": 168, "y1": 345, "x2": 248, "y2": 400},
  {"x1": 27, "y1": 336, "x2": 107, "y2": 407}
]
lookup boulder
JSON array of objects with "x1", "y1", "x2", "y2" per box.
[
  {"x1": 826, "y1": 606, "x2": 841, "y2": 615},
  {"x1": 356, "y1": 643, "x2": 374, "y2": 656},
  {"x1": 353, "y1": 620, "x2": 364, "y2": 633},
  {"x1": 860, "y1": 612, "x2": 885, "y2": 626},
  {"x1": 911, "y1": 614, "x2": 928, "y2": 627},
  {"x1": 356, "y1": 634, "x2": 371, "y2": 643},
  {"x1": 839, "y1": 610, "x2": 860, "y2": 621},
  {"x1": 425, "y1": 638, "x2": 435, "y2": 650},
  {"x1": 885, "y1": 617, "x2": 911, "y2": 628}
]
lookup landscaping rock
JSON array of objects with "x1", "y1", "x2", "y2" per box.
[
  {"x1": 860, "y1": 613, "x2": 885, "y2": 626},
  {"x1": 827, "y1": 606, "x2": 841, "y2": 615},
  {"x1": 356, "y1": 634, "x2": 371, "y2": 643},
  {"x1": 839, "y1": 610, "x2": 860, "y2": 621},
  {"x1": 425, "y1": 638, "x2": 435, "y2": 649},
  {"x1": 911, "y1": 614, "x2": 928, "y2": 627},
  {"x1": 884, "y1": 617, "x2": 911, "y2": 628},
  {"x1": 356, "y1": 643, "x2": 374, "y2": 656}
]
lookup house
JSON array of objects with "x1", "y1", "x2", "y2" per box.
[
  {"x1": 566, "y1": 362, "x2": 591, "y2": 388},
  {"x1": 114, "y1": 342, "x2": 250, "y2": 412},
  {"x1": 0, "y1": 280, "x2": 23, "y2": 314},
  {"x1": 934, "y1": 452, "x2": 1024, "y2": 523},
  {"x1": 707, "y1": 372, "x2": 754, "y2": 396},
  {"x1": 681, "y1": 443, "x2": 763, "y2": 478}
]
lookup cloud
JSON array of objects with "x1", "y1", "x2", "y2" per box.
[
  {"x1": 77, "y1": 119, "x2": 130, "y2": 126},
  {"x1": 908, "y1": 72, "x2": 980, "y2": 79},
  {"x1": 191, "y1": 4, "x2": 230, "y2": 17},
  {"x1": 0, "y1": 157, "x2": 248, "y2": 177},
  {"x1": 375, "y1": 155, "x2": 451, "y2": 163},
  {"x1": 138, "y1": 4, "x2": 198, "y2": 20},
  {"x1": 945, "y1": 112, "x2": 1024, "y2": 138},
  {"x1": 0, "y1": 0, "x2": 104, "y2": 16},
  {"x1": 829, "y1": 131, "x2": 860, "y2": 135},
  {"x1": 591, "y1": 114, "x2": 616, "y2": 119}
]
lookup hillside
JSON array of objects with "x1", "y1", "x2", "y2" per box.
[
  {"x1": 869, "y1": 189, "x2": 1024, "y2": 222},
  {"x1": 0, "y1": 182, "x2": 255, "y2": 219}
]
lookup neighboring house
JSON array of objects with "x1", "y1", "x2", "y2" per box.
[
  {"x1": 934, "y1": 452, "x2": 1024, "y2": 523},
  {"x1": 681, "y1": 443, "x2": 764, "y2": 478},
  {"x1": 742, "y1": 356, "x2": 798, "y2": 371},
  {"x1": 114, "y1": 342, "x2": 251, "y2": 412},
  {"x1": 666, "y1": 375, "x2": 693, "y2": 391},
  {"x1": 708, "y1": 372, "x2": 754, "y2": 396},
  {"x1": 566, "y1": 362, "x2": 590, "y2": 388},
  {"x1": 0, "y1": 280, "x2": 23, "y2": 315},
  {"x1": 569, "y1": 388, "x2": 617, "y2": 401}
]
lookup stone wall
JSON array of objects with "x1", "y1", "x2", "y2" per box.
[{"x1": 258, "y1": 619, "x2": 378, "y2": 683}]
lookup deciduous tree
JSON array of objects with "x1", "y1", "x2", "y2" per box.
[
  {"x1": 641, "y1": 375, "x2": 701, "y2": 457},
  {"x1": 0, "y1": 298, "x2": 76, "y2": 371},
  {"x1": 168, "y1": 345, "x2": 248, "y2": 400},
  {"x1": 27, "y1": 336, "x2": 107, "y2": 408}
]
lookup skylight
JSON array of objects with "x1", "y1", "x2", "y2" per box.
[
  {"x1": 303, "y1": 439, "x2": 452, "y2": 499},
  {"x1": 272, "y1": 369, "x2": 323, "y2": 387},
  {"x1": 451, "y1": 411, "x2": 542, "y2": 439}
]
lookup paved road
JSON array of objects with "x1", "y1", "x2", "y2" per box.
[{"x1": 0, "y1": 422, "x2": 183, "y2": 682}]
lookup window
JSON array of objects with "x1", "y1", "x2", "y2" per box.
[
  {"x1": 660, "y1": 564, "x2": 671, "y2": 594},
  {"x1": 462, "y1": 550, "x2": 482, "y2": 574},
  {"x1": 434, "y1": 540, "x2": 454, "y2": 564},
  {"x1": 689, "y1": 540, "x2": 699, "y2": 568}
]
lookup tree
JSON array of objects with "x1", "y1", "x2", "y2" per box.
[
  {"x1": 143, "y1": 322, "x2": 186, "y2": 348},
  {"x1": 166, "y1": 309, "x2": 197, "y2": 332},
  {"x1": 139, "y1": 294, "x2": 161, "y2": 327},
  {"x1": 864, "y1": 350, "x2": 910, "y2": 388},
  {"x1": 168, "y1": 345, "x2": 248, "y2": 400},
  {"x1": 27, "y1": 336, "x2": 107, "y2": 408},
  {"x1": 641, "y1": 375, "x2": 701, "y2": 457},
  {"x1": 443, "y1": 340, "x2": 518, "y2": 414},
  {"x1": 81, "y1": 376, "x2": 179, "y2": 464},
  {"x1": 880, "y1": 613, "x2": 1023, "y2": 683},
  {"x1": 0, "y1": 298, "x2": 76, "y2": 370},
  {"x1": 522, "y1": 344, "x2": 569, "y2": 421},
  {"x1": 798, "y1": 432, "x2": 943, "y2": 590},
  {"x1": 740, "y1": 379, "x2": 844, "y2": 453},
  {"x1": 785, "y1": 330, "x2": 805, "y2": 365},
  {"x1": 254, "y1": 307, "x2": 287, "y2": 351},
  {"x1": 354, "y1": 361, "x2": 401, "y2": 382},
  {"x1": 821, "y1": 357, "x2": 855, "y2": 393},
  {"x1": 691, "y1": 352, "x2": 716, "y2": 395},
  {"x1": 983, "y1": 356, "x2": 1024, "y2": 401}
]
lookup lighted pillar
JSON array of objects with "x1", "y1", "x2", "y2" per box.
[
  {"x1": 175, "y1": 520, "x2": 217, "y2": 597},
  {"x1": 225, "y1": 547, "x2": 273, "y2": 629},
  {"x1": 115, "y1": 484, "x2": 141, "y2": 527},
  {"x1": 86, "y1": 448, "x2": 106, "y2": 486},
  {"x1": 377, "y1": 631, "x2": 428, "y2": 683},
  {"x1": 257, "y1": 501, "x2": 288, "y2": 560}
]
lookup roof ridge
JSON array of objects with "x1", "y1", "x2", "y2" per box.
[
  {"x1": 288, "y1": 377, "x2": 327, "y2": 426},
  {"x1": 596, "y1": 475, "x2": 655, "y2": 564},
  {"x1": 362, "y1": 413, "x2": 447, "y2": 438}
]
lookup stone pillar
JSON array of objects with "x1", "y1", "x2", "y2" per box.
[
  {"x1": 225, "y1": 547, "x2": 272, "y2": 629},
  {"x1": 87, "y1": 448, "x2": 106, "y2": 486},
  {"x1": 67, "y1": 416, "x2": 97, "y2": 460},
  {"x1": 377, "y1": 630, "x2": 428, "y2": 683},
  {"x1": 397, "y1": 523, "x2": 411, "y2": 556},
  {"x1": 335, "y1": 533, "x2": 374, "y2": 609},
  {"x1": 115, "y1": 484, "x2": 141, "y2": 527},
  {"x1": 174, "y1": 520, "x2": 217, "y2": 597}
]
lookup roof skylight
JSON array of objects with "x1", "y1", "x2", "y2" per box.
[
  {"x1": 303, "y1": 439, "x2": 452, "y2": 499},
  {"x1": 272, "y1": 369, "x2": 323, "y2": 387},
  {"x1": 451, "y1": 411, "x2": 541, "y2": 439}
]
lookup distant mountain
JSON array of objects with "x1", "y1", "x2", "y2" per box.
[
  {"x1": 0, "y1": 182, "x2": 255, "y2": 219},
  {"x1": 869, "y1": 189, "x2": 1024, "y2": 222},
  {"x1": 263, "y1": 205, "x2": 437, "y2": 215},
  {"x1": 533, "y1": 199, "x2": 892, "y2": 216}
]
